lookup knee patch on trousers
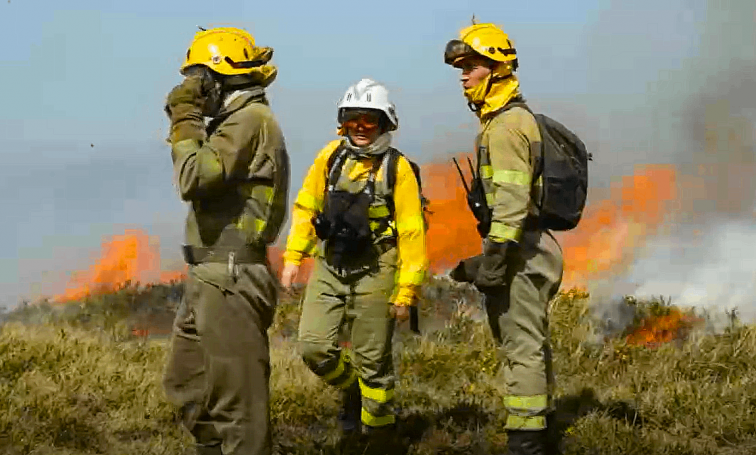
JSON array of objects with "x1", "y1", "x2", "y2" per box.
[{"x1": 301, "y1": 345, "x2": 357, "y2": 389}]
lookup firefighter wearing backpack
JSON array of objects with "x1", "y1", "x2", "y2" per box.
[
  {"x1": 160, "y1": 27, "x2": 290, "y2": 455},
  {"x1": 280, "y1": 78, "x2": 428, "y2": 446},
  {"x1": 444, "y1": 23, "x2": 565, "y2": 455}
]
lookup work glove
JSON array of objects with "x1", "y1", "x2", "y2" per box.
[
  {"x1": 164, "y1": 75, "x2": 209, "y2": 144},
  {"x1": 165, "y1": 75, "x2": 208, "y2": 117},
  {"x1": 449, "y1": 254, "x2": 486, "y2": 283},
  {"x1": 472, "y1": 240, "x2": 513, "y2": 290}
]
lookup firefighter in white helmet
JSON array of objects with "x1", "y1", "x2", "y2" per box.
[{"x1": 281, "y1": 78, "x2": 428, "y2": 447}]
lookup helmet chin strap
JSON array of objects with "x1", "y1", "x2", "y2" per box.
[{"x1": 467, "y1": 101, "x2": 481, "y2": 114}]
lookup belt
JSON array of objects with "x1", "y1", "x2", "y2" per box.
[
  {"x1": 322, "y1": 239, "x2": 396, "y2": 279},
  {"x1": 182, "y1": 245, "x2": 266, "y2": 265}
]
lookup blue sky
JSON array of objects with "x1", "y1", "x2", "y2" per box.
[{"x1": 0, "y1": 0, "x2": 716, "y2": 305}]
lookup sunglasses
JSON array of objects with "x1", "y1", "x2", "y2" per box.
[{"x1": 341, "y1": 110, "x2": 382, "y2": 130}]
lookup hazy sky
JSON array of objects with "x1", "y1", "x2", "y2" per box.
[{"x1": 1, "y1": 0, "x2": 717, "y2": 306}]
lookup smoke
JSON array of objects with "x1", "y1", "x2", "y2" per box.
[
  {"x1": 629, "y1": 221, "x2": 756, "y2": 321},
  {"x1": 663, "y1": 0, "x2": 756, "y2": 220},
  {"x1": 587, "y1": 0, "x2": 756, "y2": 325}
]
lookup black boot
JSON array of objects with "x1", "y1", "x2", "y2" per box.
[
  {"x1": 338, "y1": 380, "x2": 362, "y2": 436},
  {"x1": 507, "y1": 430, "x2": 550, "y2": 455},
  {"x1": 364, "y1": 423, "x2": 405, "y2": 455}
]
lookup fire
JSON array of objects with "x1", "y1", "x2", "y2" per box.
[
  {"x1": 53, "y1": 229, "x2": 186, "y2": 303},
  {"x1": 556, "y1": 165, "x2": 678, "y2": 288},
  {"x1": 417, "y1": 158, "x2": 678, "y2": 285},
  {"x1": 625, "y1": 307, "x2": 704, "y2": 349},
  {"x1": 421, "y1": 154, "x2": 481, "y2": 273},
  {"x1": 265, "y1": 156, "x2": 680, "y2": 287},
  {"x1": 50, "y1": 160, "x2": 680, "y2": 302}
]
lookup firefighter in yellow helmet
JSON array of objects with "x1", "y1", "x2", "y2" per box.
[
  {"x1": 281, "y1": 78, "x2": 428, "y2": 449},
  {"x1": 445, "y1": 23, "x2": 564, "y2": 455},
  {"x1": 161, "y1": 26, "x2": 290, "y2": 455}
]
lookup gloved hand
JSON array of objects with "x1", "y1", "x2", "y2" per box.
[
  {"x1": 164, "y1": 75, "x2": 210, "y2": 144},
  {"x1": 165, "y1": 75, "x2": 207, "y2": 119},
  {"x1": 449, "y1": 254, "x2": 486, "y2": 283},
  {"x1": 472, "y1": 240, "x2": 513, "y2": 290}
]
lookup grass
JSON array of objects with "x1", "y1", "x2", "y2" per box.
[{"x1": 1, "y1": 278, "x2": 755, "y2": 454}]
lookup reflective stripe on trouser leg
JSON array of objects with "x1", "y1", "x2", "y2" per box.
[
  {"x1": 347, "y1": 246, "x2": 400, "y2": 428},
  {"x1": 504, "y1": 394, "x2": 550, "y2": 430},
  {"x1": 313, "y1": 348, "x2": 358, "y2": 389},
  {"x1": 359, "y1": 378, "x2": 396, "y2": 427},
  {"x1": 484, "y1": 230, "x2": 563, "y2": 432}
]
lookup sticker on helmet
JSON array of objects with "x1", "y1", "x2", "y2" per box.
[{"x1": 208, "y1": 44, "x2": 222, "y2": 64}]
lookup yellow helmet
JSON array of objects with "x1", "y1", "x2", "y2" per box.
[
  {"x1": 444, "y1": 23, "x2": 517, "y2": 68},
  {"x1": 180, "y1": 26, "x2": 273, "y2": 76}
]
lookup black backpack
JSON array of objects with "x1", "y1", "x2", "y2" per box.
[
  {"x1": 326, "y1": 145, "x2": 430, "y2": 231},
  {"x1": 506, "y1": 102, "x2": 592, "y2": 231}
]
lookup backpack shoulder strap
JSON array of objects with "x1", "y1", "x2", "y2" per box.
[
  {"x1": 385, "y1": 147, "x2": 424, "y2": 190},
  {"x1": 499, "y1": 101, "x2": 545, "y2": 180},
  {"x1": 324, "y1": 142, "x2": 349, "y2": 193},
  {"x1": 385, "y1": 147, "x2": 402, "y2": 191},
  {"x1": 505, "y1": 101, "x2": 533, "y2": 115}
]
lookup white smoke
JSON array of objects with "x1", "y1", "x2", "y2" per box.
[
  {"x1": 627, "y1": 220, "x2": 756, "y2": 323},
  {"x1": 583, "y1": 0, "x2": 756, "y2": 332}
]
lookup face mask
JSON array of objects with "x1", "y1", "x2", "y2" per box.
[
  {"x1": 462, "y1": 62, "x2": 521, "y2": 118},
  {"x1": 463, "y1": 73, "x2": 492, "y2": 106}
]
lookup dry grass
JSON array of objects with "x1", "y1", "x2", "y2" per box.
[{"x1": 1, "y1": 279, "x2": 755, "y2": 454}]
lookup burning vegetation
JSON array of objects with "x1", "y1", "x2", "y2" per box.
[
  {"x1": 53, "y1": 230, "x2": 186, "y2": 304},
  {"x1": 2, "y1": 155, "x2": 751, "y2": 453},
  {"x1": 48, "y1": 156, "x2": 690, "y2": 347},
  {"x1": 1, "y1": 276, "x2": 753, "y2": 455},
  {"x1": 625, "y1": 305, "x2": 706, "y2": 349}
]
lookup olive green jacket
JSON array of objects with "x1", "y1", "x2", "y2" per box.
[{"x1": 169, "y1": 88, "x2": 290, "y2": 250}]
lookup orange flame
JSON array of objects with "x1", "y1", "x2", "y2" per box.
[
  {"x1": 53, "y1": 160, "x2": 679, "y2": 303},
  {"x1": 53, "y1": 229, "x2": 186, "y2": 303},
  {"x1": 422, "y1": 154, "x2": 482, "y2": 273},
  {"x1": 625, "y1": 307, "x2": 704, "y2": 349},
  {"x1": 557, "y1": 164, "x2": 678, "y2": 288},
  {"x1": 266, "y1": 158, "x2": 680, "y2": 286},
  {"x1": 416, "y1": 158, "x2": 679, "y2": 285}
]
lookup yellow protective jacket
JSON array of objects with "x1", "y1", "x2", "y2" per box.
[
  {"x1": 476, "y1": 104, "x2": 543, "y2": 243},
  {"x1": 284, "y1": 139, "x2": 428, "y2": 306}
]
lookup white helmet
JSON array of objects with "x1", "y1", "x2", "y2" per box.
[{"x1": 337, "y1": 78, "x2": 399, "y2": 131}]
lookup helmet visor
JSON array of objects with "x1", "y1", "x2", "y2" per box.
[
  {"x1": 341, "y1": 109, "x2": 383, "y2": 130},
  {"x1": 444, "y1": 39, "x2": 477, "y2": 65}
]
